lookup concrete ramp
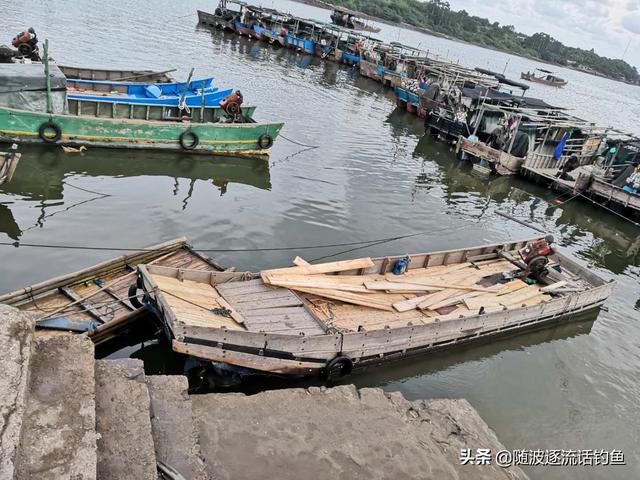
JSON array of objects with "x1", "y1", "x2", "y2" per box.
[{"x1": 192, "y1": 385, "x2": 528, "y2": 480}]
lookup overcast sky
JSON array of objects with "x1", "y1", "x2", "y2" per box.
[{"x1": 448, "y1": 0, "x2": 640, "y2": 68}]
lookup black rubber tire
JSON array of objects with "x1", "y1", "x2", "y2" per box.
[
  {"x1": 258, "y1": 134, "x2": 274, "y2": 149},
  {"x1": 38, "y1": 121, "x2": 62, "y2": 143},
  {"x1": 128, "y1": 284, "x2": 144, "y2": 309},
  {"x1": 323, "y1": 355, "x2": 353, "y2": 381},
  {"x1": 179, "y1": 129, "x2": 199, "y2": 150}
]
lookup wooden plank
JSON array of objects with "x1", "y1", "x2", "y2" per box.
[
  {"x1": 293, "y1": 256, "x2": 311, "y2": 266},
  {"x1": 540, "y1": 281, "x2": 568, "y2": 293},
  {"x1": 392, "y1": 294, "x2": 436, "y2": 313},
  {"x1": 428, "y1": 291, "x2": 485, "y2": 311},
  {"x1": 417, "y1": 289, "x2": 464, "y2": 310},
  {"x1": 364, "y1": 281, "x2": 443, "y2": 292},
  {"x1": 59, "y1": 287, "x2": 108, "y2": 323},
  {"x1": 285, "y1": 286, "x2": 394, "y2": 311},
  {"x1": 262, "y1": 257, "x2": 375, "y2": 280},
  {"x1": 265, "y1": 277, "x2": 372, "y2": 294}
]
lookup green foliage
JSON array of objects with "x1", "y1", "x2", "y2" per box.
[{"x1": 331, "y1": 0, "x2": 639, "y2": 82}]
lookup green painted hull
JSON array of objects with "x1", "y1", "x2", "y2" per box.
[{"x1": 0, "y1": 106, "x2": 283, "y2": 158}]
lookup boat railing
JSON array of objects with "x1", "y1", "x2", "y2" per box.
[{"x1": 524, "y1": 151, "x2": 596, "y2": 170}]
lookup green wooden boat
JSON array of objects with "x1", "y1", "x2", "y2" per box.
[
  {"x1": 0, "y1": 41, "x2": 283, "y2": 158},
  {"x1": 0, "y1": 106, "x2": 283, "y2": 158}
]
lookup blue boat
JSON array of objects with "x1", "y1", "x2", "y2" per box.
[
  {"x1": 66, "y1": 77, "x2": 216, "y2": 97},
  {"x1": 67, "y1": 87, "x2": 235, "y2": 107},
  {"x1": 284, "y1": 33, "x2": 315, "y2": 55}
]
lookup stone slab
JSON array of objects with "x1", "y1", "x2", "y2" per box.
[
  {"x1": 15, "y1": 334, "x2": 97, "y2": 480},
  {"x1": 146, "y1": 375, "x2": 207, "y2": 480},
  {"x1": 95, "y1": 359, "x2": 157, "y2": 480},
  {"x1": 0, "y1": 305, "x2": 35, "y2": 480},
  {"x1": 192, "y1": 385, "x2": 528, "y2": 480}
]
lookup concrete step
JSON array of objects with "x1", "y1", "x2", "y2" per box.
[
  {"x1": 192, "y1": 385, "x2": 529, "y2": 480},
  {"x1": 146, "y1": 375, "x2": 207, "y2": 480},
  {"x1": 0, "y1": 306, "x2": 36, "y2": 479},
  {"x1": 95, "y1": 359, "x2": 157, "y2": 480},
  {"x1": 14, "y1": 334, "x2": 98, "y2": 480}
]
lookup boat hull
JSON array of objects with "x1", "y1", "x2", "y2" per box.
[
  {"x1": 0, "y1": 106, "x2": 283, "y2": 158},
  {"x1": 139, "y1": 238, "x2": 614, "y2": 377},
  {"x1": 58, "y1": 65, "x2": 174, "y2": 83}
]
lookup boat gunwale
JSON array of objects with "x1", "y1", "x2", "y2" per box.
[{"x1": 0, "y1": 236, "x2": 224, "y2": 306}]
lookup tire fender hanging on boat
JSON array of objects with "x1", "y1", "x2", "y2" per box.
[
  {"x1": 179, "y1": 129, "x2": 199, "y2": 150},
  {"x1": 323, "y1": 355, "x2": 353, "y2": 381},
  {"x1": 258, "y1": 134, "x2": 273, "y2": 149},
  {"x1": 38, "y1": 121, "x2": 62, "y2": 143}
]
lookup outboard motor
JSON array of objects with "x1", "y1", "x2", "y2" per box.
[
  {"x1": 220, "y1": 90, "x2": 244, "y2": 122},
  {"x1": 11, "y1": 28, "x2": 39, "y2": 60}
]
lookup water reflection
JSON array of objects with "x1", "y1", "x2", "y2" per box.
[{"x1": 0, "y1": 145, "x2": 271, "y2": 240}]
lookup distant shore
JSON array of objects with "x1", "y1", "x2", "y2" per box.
[{"x1": 291, "y1": 0, "x2": 636, "y2": 86}]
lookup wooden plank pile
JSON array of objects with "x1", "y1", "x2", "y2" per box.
[{"x1": 260, "y1": 257, "x2": 561, "y2": 321}]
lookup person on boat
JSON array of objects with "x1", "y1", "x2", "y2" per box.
[
  {"x1": 556, "y1": 154, "x2": 580, "y2": 180},
  {"x1": 623, "y1": 164, "x2": 640, "y2": 193},
  {"x1": 508, "y1": 129, "x2": 530, "y2": 158},
  {"x1": 488, "y1": 127, "x2": 507, "y2": 150}
]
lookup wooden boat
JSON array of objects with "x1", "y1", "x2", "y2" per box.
[
  {"x1": 67, "y1": 87, "x2": 234, "y2": 107},
  {"x1": 66, "y1": 77, "x2": 215, "y2": 95},
  {"x1": 0, "y1": 143, "x2": 20, "y2": 186},
  {"x1": 58, "y1": 65, "x2": 176, "y2": 83},
  {"x1": 137, "y1": 236, "x2": 614, "y2": 379},
  {"x1": 0, "y1": 237, "x2": 224, "y2": 345},
  {"x1": 521, "y1": 69, "x2": 567, "y2": 87},
  {"x1": 330, "y1": 8, "x2": 381, "y2": 33},
  {"x1": 0, "y1": 105, "x2": 282, "y2": 157}
]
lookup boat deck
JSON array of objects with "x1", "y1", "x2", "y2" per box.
[
  {"x1": 146, "y1": 255, "x2": 589, "y2": 335},
  {"x1": 0, "y1": 238, "x2": 222, "y2": 343},
  {"x1": 522, "y1": 166, "x2": 640, "y2": 214}
]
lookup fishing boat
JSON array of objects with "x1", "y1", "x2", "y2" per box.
[
  {"x1": 197, "y1": 0, "x2": 247, "y2": 32},
  {"x1": 136, "y1": 236, "x2": 613, "y2": 379},
  {"x1": 0, "y1": 104, "x2": 282, "y2": 157},
  {"x1": 330, "y1": 7, "x2": 381, "y2": 33},
  {"x1": 0, "y1": 143, "x2": 20, "y2": 186},
  {"x1": 0, "y1": 238, "x2": 224, "y2": 345},
  {"x1": 283, "y1": 17, "x2": 317, "y2": 55},
  {"x1": 58, "y1": 65, "x2": 176, "y2": 83},
  {"x1": 65, "y1": 77, "x2": 215, "y2": 95},
  {"x1": 521, "y1": 69, "x2": 568, "y2": 87},
  {"x1": 67, "y1": 86, "x2": 234, "y2": 108},
  {"x1": 0, "y1": 45, "x2": 282, "y2": 157}
]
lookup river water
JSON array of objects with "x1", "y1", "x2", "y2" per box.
[{"x1": 1, "y1": 0, "x2": 639, "y2": 478}]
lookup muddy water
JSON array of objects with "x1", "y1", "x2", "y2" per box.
[{"x1": 1, "y1": 0, "x2": 639, "y2": 477}]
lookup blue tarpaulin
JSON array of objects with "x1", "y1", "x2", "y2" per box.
[{"x1": 554, "y1": 132, "x2": 569, "y2": 160}]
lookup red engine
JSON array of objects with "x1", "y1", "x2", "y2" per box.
[
  {"x1": 219, "y1": 90, "x2": 244, "y2": 116},
  {"x1": 11, "y1": 31, "x2": 32, "y2": 47},
  {"x1": 518, "y1": 238, "x2": 554, "y2": 264}
]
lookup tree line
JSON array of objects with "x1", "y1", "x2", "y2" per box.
[{"x1": 332, "y1": 0, "x2": 639, "y2": 83}]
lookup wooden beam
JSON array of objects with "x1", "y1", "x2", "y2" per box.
[{"x1": 59, "y1": 287, "x2": 109, "y2": 323}]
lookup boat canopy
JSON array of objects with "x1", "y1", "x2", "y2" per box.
[
  {"x1": 0, "y1": 63, "x2": 67, "y2": 113},
  {"x1": 462, "y1": 85, "x2": 557, "y2": 109}
]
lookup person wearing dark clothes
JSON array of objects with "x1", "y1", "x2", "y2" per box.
[
  {"x1": 508, "y1": 130, "x2": 530, "y2": 158},
  {"x1": 556, "y1": 154, "x2": 580, "y2": 180}
]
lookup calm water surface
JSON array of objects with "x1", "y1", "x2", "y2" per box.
[{"x1": 1, "y1": 1, "x2": 639, "y2": 478}]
